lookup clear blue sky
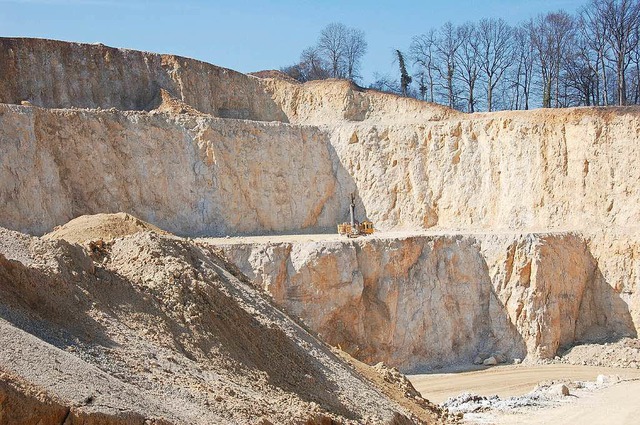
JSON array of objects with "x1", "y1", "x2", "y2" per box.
[{"x1": 1, "y1": 0, "x2": 587, "y2": 84}]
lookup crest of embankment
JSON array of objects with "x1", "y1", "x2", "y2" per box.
[{"x1": 0, "y1": 37, "x2": 288, "y2": 121}]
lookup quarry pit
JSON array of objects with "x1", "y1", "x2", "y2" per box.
[{"x1": 1, "y1": 38, "x2": 640, "y2": 424}]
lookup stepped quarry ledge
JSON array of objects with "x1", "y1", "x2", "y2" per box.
[
  {"x1": 0, "y1": 38, "x2": 638, "y2": 375},
  {"x1": 204, "y1": 230, "x2": 638, "y2": 372}
]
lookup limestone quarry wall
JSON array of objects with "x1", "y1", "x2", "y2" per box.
[
  {"x1": 0, "y1": 104, "x2": 346, "y2": 236},
  {"x1": 2, "y1": 38, "x2": 640, "y2": 237},
  {"x1": 4, "y1": 103, "x2": 640, "y2": 238},
  {"x1": 1, "y1": 38, "x2": 639, "y2": 372},
  {"x1": 217, "y1": 232, "x2": 638, "y2": 372},
  {"x1": 0, "y1": 38, "x2": 288, "y2": 121},
  {"x1": 326, "y1": 109, "x2": 640, "y2": 233}
]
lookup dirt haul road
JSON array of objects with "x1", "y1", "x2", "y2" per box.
[
  {"x1": 409, "y1": 364, "x2": 640, "y2": 424},
  {"x1": 489, "y1": 379, "x2": 640, "y2": 425},
  {"x1": 408, "y1": 364, "x2": 640, "y2": 403},
  {"x1": 199, "y1": 229, "x2": 581, "y2": 246}
]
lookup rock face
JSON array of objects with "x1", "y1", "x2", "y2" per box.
[
  {"x1": 0, "y1": 38, "x2": 287, "y2": 121},
  {"x1": 219, "y1": 235, "x2": 512, "y2": 371},
  {"x1": 0, "y1": 104, "x2": 344, "y2": 236},
  {"x1": 0, "y1": 38, "x2": 639, "y2": 374},
  {"x1": 217, "y1": 232, "x2": 637, "y2": 371},
  {"x1": 327, "y1": 108, "x2": 640, "y2": 232}
]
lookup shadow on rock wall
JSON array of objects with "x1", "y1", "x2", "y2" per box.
[
  {"x1": 575, "y1": 260, "x2": 637, "y2": 345},
  {"x1": 325, "y1": 136, "x2": 371, "y2": 231}
]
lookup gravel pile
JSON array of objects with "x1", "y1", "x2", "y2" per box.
[{"x1": 557, "y1": 338, "x2": 640, "y2": 369}]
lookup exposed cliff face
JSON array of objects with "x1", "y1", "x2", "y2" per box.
[
  {"x1": 0, "y1": 38, "x2": 287, "y2": 122},
  {"x1": 219, "y1": 235, "x2": 510, "y2": 371},
  {"x1": 1, "y1": 37, "x2": 639, "y2": 376},
  {"x1": 217, "y1": 232, "x2": 637, "y2": 371},
  {"x1": 325, "y1": 109, "x2": 640, "y2": 232},
  {"x1": 585, "y1": 230, "x2": 640, "y2": 334},
  {"x1": 0, "y1": 104, "x2": 347, "y2": 236},
  {"x1": 4, "y1": 100, "x2": 640, "y2": 240},
  {"x1": 2, "y1": 39, "x2": 640, "y2": 237}
]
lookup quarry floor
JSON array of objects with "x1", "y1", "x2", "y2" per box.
[
  {"x1": 408, "y1": 364, "x2": 640, "y2": 403},
  {"x1": 408, "y1": 364, "x2": 640, "y2": 424},
  {"x1": 489, "y1": 379, "x2": 640, "y2": 424}
]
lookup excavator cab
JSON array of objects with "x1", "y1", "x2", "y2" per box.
[{"x1": 361, "y1": 220, "x2": 374, "y2": 235}]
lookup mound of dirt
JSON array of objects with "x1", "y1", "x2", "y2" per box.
[
  {"x1": 248, "y1": 69, "x2": 301, "y2": 84},
  {"x1": 147, "y1": 88, "x2": 204, "y2": 115},
  {"x1": 43, "y1": 212, "x2": 168, "y2": 244},
  {"x1": 0, "y1": 220, "x2": 444, "y2": 424},
  {"x1": 557, "y1": 338, "x2": 640, "y2": 369}
]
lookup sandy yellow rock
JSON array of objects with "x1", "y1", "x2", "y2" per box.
[{"x1": 1, "y1": 38, "x2": 639, "y2": 375}]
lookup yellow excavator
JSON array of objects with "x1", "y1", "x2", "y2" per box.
[{"x1": 337, "y1": 193, "x2": 374, "y2": 238}]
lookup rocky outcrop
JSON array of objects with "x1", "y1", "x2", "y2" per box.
[
  {"x1": 0, "y1": 104, "x2": 347, "y2": 236},
  {"x1": 0, "y1": 38, "x2": 287, "y2": 122},
  {"x1": 217, "y1": 232, "x2": 637, "y2": 371}
]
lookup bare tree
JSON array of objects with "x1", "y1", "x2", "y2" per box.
[
  {"x1": 376, "y1": 1, "x2": 640, "y2": 109},
  {"x1": 435, "y1": 22, "x2": 464, "y2": 109},
  {"x1": 344, "y1": 28, "x2": 368, "y2": 81},
  {"x1": 528, "y1": 12, "x2": 575, "y2": 108},
  {"x1": 510, "y1": 26, "x2": 535, "y2": 109},
  {"x1": 297, "y1": 46, "x2": 330, "y2": 81},
  {"x1": 410, "y1": 30, "x2": 438, "y2": 102},
  {"x1": 318, "y1": 23, "x2": 348, "y2": 78},
  {"x1": 580, "y1": 1, "x2": 612, "y2": 104},
  {"x1": 455, "y1": 22, "x2": 481, "y2": 112},
  {"x1": 629, "y1": 23, "x2": 640, "y2": 102},
  {"x1": 527, "y1": 18, "x2": 552, "y2": 107},
  {"x1": 477, "y1": 18, "x2": 515, "y2": 112},
  {"x1": 564, "y1": 34, "x2": 600, "y2": 105},
  {"x1": 596, "y1": 0, "x2": 640, "y2": 104},
  {"x1": 563, "y1": 44, "x2": 597, "y2": 105},
  {"x1": 286, "y1": 23, "x2": 367, "y2": 83}
]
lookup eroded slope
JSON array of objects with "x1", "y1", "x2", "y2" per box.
[{"x1": 0, "y1": 225, "x2": 442, "y2": 424}]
